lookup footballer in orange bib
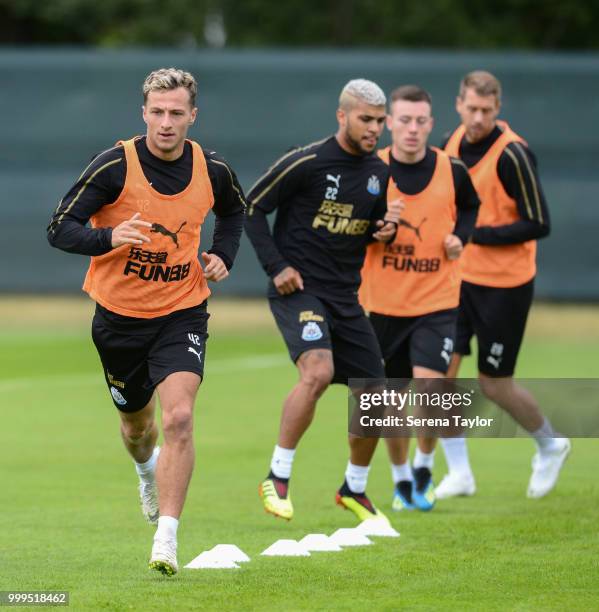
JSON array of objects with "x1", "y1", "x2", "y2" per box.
[
  {"x1": 436, "y1": 70, "x2": 569, "y2": 503},
  {"x1": 48, "y1": 68, "x2": 245, "y2": 576},
  {"x1": 360, "y1": 85, "x2": 479, "y2": 512}
]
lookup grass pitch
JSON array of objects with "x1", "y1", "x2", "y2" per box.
[{"x1": 1, "y1": 298, "x2": 598, "y2": 611}]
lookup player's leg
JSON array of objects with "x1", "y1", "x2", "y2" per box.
[
  {"x1": 278, "y1": 348, "x2": 335, "y2": 449},
  {"x1": 475, "y1": 280, "x2": 570, "y2": 498},
  {"x1": 478, "y1": 375, "x2": 543, "y2": 430},
  {"x1": 337, "y1": 436, "x2": 388, "y2": 522},
  {"x1": 332, "y1": 311, "x2": 387, "y2": 522},
  {"x1": 154, "y1": 372, "x2": 200, "y2": 519},
  {"x1": 145, "y1": 303, "x2": 208, "y2": 575},
  {"x1": 91, "y1": 311, "x2": 162, "y2": 524},
  {"x1": 411, "y1": 366, "x2": 443, "y2": 511},
  {"x1": 119, "y1": 398, "x2": 161, "y2": 526},
  {"x1": 438, "y1": 285, "x2": 477, "y2": 498},
  {"x1": 147, "y1": 372, "x2": 201, "y2": 576},
  {"x1": 408, "y1": 309, "x2": 459, "y2": 510},
  {"x1": 478, "y1": 377, "x2": 570, "y2": 498},
  {"x1": 261, "y1": 348, "x2": 334, "y2": 518},
  {"x1": 387, "y1": 437, "x2": 414, "y2": 511},
  {"x1": 384, "y1": 338, "x2": 416, "y2": 509},
  {"x1": 119, "y1": 396, "x2": 158, "y2": 463},
  {"x1": 261, "y1": 294, "x2": 334, "y2": 520},
  {"x1": 368, "y1": 312, "x2": 415, "y2": 510},
  {"x1": 386, "y1": 438, "x2": 411, "y2": 471},
  {"x1": 337, "y1": 434, "x2": 386, "y2": 520}
]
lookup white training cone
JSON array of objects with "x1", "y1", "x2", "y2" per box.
[
  {"x1": 261, "y1": 539, "x2": 311, "y2": 557},
  {"x1": 329, "y1": 528, "x2": 373, "y2": 547},
  {"x1": 185, "y1": 551, "x2": 240, "y2": 569},
  {"x1": 299, "y1": 533, "x2": 343, "y2": 552},
  {"x1": 209, "y1": 544, "x2": 251, "y2": 563},
  {"x1": 356, "y1": 519, "x2": 400, "y2": 537}
]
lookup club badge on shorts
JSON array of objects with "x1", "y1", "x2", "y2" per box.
[
  {"x1": 301, "y1": 321, "x2": 323, "y2": 341},
  {"x1": 110, "y1": 386, "x2": 127, "y2": 406}
]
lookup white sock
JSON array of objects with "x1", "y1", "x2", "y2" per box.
[
  {"x1": 391, "y1": 462, "x2": 412, "y2": 484},
  {"x1": 155, "y1": 515, "x2": 178, "y2": 541},
  {"x1": 531, "y1": 418, "x2": 560, "y2": 453},
  {"x1": 345, "y1": 462, "x2": 370, "y2": 494},
  {"x1": 440, "y1": 437, "x2": 473, "y2": 476},
  {"x1": 270, "y1": 445, "x2": 296, "y2": 479},
  {"x1": 135, "y1": 446, "x2": 159, "y2": 481},
  {"x1": 413, "y1": 448, "x2": 435, "y2": 470}
]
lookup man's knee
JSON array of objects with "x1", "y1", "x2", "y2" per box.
[
  {"x1": 162, "y1": 405, "x2": 194, "y2": 441},
  {"x1": 298, "y1": 351, "x2": 334, "y2": 398},
  {"x1": 479, "y1": 374, "x2": 512, "y2": 403}
]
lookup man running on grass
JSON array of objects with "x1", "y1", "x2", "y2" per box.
[
  {"x1": 438, "y1": 70, "x2": 570, "y2": 499},
  {"x1": 245, "y1": 79, "x2": 401, "y2": 523},
  {"x1": 47, "y1": 67, "x2": 245, "y2": 575},
  {"x1": 360, "y1": 84, "x2": 479, "y2": 512}
]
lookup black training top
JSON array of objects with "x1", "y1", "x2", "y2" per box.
[
  {"x1": 47, "y1": 136, "x2": 246, "y2": 271},
  {"x1": 441, "y1": 125, "x2": 550, "y2": 245},
  {"x1": 244, "y1": 136, "x2": 391, "y2": 305},
  {"x1": 388, "y1": 147, "x2": 480, "y2": 244}
]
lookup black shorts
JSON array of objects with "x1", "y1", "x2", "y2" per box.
[
  {"x1": 369, "y1": 309, "x2": 458, "y2": 378},
  {"x1": 91, "y1": 302, "x2": 209, "y2": 412},
  {"x1": 455, "y1": 279, "x2": 534, "y2": 377},
  {"x1": 269, "y1": 292, "x2": 384, "y2": 385}
]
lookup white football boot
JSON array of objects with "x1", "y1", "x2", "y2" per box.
[
  {"x1": 149, "y1": 536, "x2": 178, "y2": 576},
  {"x1": 527, "y1": 438, "x2": 571, "y2": 499},
  {"x1": 435, "y1": 471, "x2": 476, "y2": 499}
]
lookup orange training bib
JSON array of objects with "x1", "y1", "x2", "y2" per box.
[
  {"x1": 444, "y1": 121, "x2": 536, "y2": 288},
  {"x1": 83, "y1": 137, "x2": 214, "y2": 318},
  {"x1": 360, "y1": 147, "x2": 459, "y2": 317}
]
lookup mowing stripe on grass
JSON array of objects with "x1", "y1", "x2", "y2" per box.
[{"x1": 0, "y1": 353, "x2": 289, "y2": 393}]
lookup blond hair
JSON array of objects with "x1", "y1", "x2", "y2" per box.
[
  {"x1": 459, "y1": 70, "x2": 502, "y2": 102},
  {"x1": 142, "y1": 67, "x2": 197, "y2": 106},
  {"x1": 339, "y1": 79, "x2": 386, "y2": 111}
]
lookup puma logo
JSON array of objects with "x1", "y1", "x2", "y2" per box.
[
  {"x1": 188, "y1": 346, "x2": 203, "y2": 363},
  {"x1": 399, "y1": 217, "x2": 427, "y2": 241},
  {"x1": 486, "y1": 355, "x2": 502, "y2": 370},
  {"x1": 326, "y1": 174, "x2": 341, "y2": 188},
  {"x1": 150, "y1": 221, "x2": 187, "y2": 247}
]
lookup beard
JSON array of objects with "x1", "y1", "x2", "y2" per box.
[{"x1": 344, "y1": 125, "x2": 376, "y2": 156}]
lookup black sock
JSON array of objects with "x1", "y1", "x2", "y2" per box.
[
  {"x1": 413, "y1": 467, "x2": 432, "y2": 492},
  {"x1": 267, "y1": 470, "x2": 289, "y2": 484},
  {"x1": 397, "y1": 480, "x2": 413, "y2": 503}
]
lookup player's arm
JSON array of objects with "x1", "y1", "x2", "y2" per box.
[
  {"x1": 370, "y1": 174, "x2": 400, "y2": 243},
  {"x1": 203, "y1": 155, "x2": 246, "y2": 279},
  {"x1": 472, "y1": 142, "x2": 551, "y2": 246},
  {"x1": 244, "y1": 148, "x2": 314, "y2": 279},
  {"x1": 47, "y1": 148, "x2": 133, "y2": 255},
  {"x1": 451, "y1": 158, "x2": 480, "y2": 245},
  {"x1": 444, "y1": 158, "x2": 479, "y2": 259}
]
